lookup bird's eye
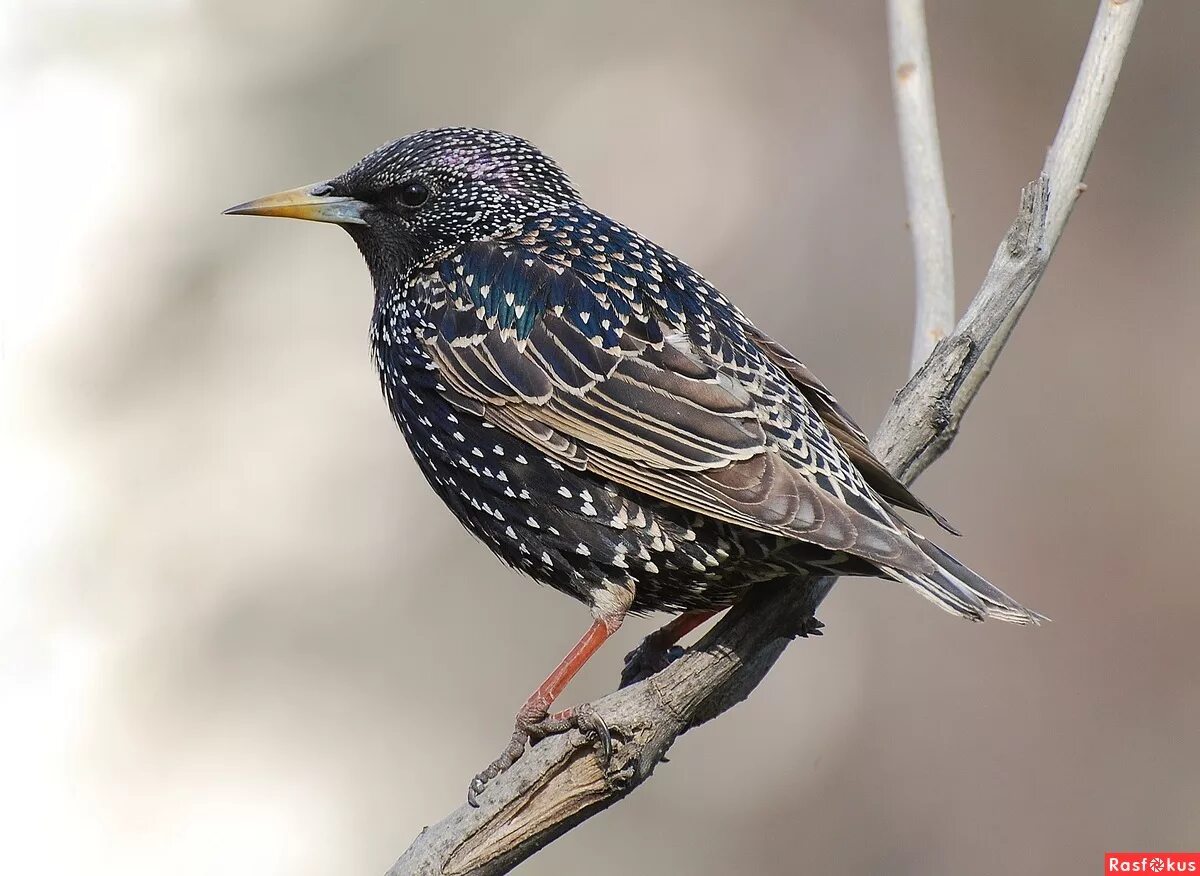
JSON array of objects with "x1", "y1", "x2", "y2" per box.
[{"x1": 398, "y1": 180, "x2": 429, "y2": 208}]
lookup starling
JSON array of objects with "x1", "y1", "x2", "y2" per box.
[{"x1": 226, "y1": 127, "x2": 1041, "y2": 803}]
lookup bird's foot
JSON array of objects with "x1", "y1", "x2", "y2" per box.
[
  {"x1": 620, "y1": 640, "x2": 686, "y2": 688},
  {"x1": 619, "y1": 609, "x2": 718, "y2": 688},
  {"x1": 467, "y1": 703, "x2": 612, "y2": 807}
]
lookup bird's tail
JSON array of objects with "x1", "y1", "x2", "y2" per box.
[{"x1": 880, "y1": 531, "x2": 1046, "y2": 625}]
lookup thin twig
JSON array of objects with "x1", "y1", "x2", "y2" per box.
[
  {"x1": 889, "y1": 0, "x2": 956, "y2": 373},
  {"x1": 1044, "y1": 0, "x2": 1143, "y2": 241},
  {"x1": 875, "y1": 0, "x2": 1142, "y2": 482},
  {"x1": 388, "y1": 2, "x2": 1141, "y2": 872}
]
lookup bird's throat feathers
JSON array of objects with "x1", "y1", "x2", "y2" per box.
[{"x1": 344, "y1": 222, "x2": 425, "y2": 291}]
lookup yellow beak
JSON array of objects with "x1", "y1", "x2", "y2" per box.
[{"x1": 223, "y1": 182, "x2": 369, "y2": 225}]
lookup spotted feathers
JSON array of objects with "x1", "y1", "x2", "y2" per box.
[{"x1": 355, "y1": 128, "x2": 1038, "y2": 624}]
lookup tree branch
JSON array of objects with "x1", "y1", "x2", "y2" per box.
[
  {"x1": 1044, "y1": 0, "x2": 1141, "y2": 242},
  {"x1": 888, "y1": 0, "x2": 956, "y2": 373},
  {"x1": 875, "y1": 0, "x2": 1142, "y2": 483},
  {"x1": 388, "y1": 2, "x2": 1141, "y2": 872}
]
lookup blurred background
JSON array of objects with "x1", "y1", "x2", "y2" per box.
[{"x1": 2, "y1": 1, "x2": 1197, "y2": 874}]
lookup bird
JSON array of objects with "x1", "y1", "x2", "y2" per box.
[{"x1": 225, "y1": 127, "x2": 1041, "y2": 804}]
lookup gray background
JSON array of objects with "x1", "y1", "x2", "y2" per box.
[{"x1": 3, "y1": 1, "x2": 1197, "y2": 874}]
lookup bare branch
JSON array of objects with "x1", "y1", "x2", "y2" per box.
[
  {"x1": 889, "y1": 0, "x2": 956, "y2": 373},
  {"x1": 388, "y1": 2, "x2": 1141, "y2": 872},
  {"x1": 877, "y1": 0, "x2": 1142, "y2": 482},
  {"x1": 1044, "y1": 0, "x2": 1142, "y2": 241}
]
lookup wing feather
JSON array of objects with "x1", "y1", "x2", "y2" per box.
[
  {"x1": 416, "y1": 241, "x2": 942, "y2": 576},
  {"x1": 744, "y1": 323, "x2": 960, "y2": 534}
]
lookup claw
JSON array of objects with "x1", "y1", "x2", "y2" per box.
[
  {"x1": 573, "y1": 703, "x2": 612, "y2": 767},
  {"x1": 467, "y1": 726, "x2": 530, "y2": 807},
  {"x1": 466, "y1": 705, "x2": 614, "y2": 806},
  {"x1": 467, "y1": 775, "x2": 487, "y2": 809}
]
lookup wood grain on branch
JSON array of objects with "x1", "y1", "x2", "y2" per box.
[{"x1": 389, "y1": 2, "x2": 1141, "y2": 872}]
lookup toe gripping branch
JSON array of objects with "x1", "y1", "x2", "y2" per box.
[
  {"x1": 467, "y1": 702, "x2": 614, "y2": 807},
  {"x1": 468, "y1": 617, "x2": 619, "y2": 806},
  {"x1": 466, "y1": 606, "x2": 794, "y2": 806}
]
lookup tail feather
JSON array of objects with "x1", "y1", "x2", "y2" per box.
[{"x1": 882, "y1": 532, "x2": 1045, "y2": 625}]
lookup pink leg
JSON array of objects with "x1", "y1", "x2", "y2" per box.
[{"x1": 468, "y1": 615, "x2": 622, "y2": 805}]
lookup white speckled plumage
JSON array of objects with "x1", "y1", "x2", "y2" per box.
[{"x1": 305, "y1": 128, "x2": 1040, "y2": 625}]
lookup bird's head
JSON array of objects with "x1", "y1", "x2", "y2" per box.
[{"x1": 225, "y1": 127, "x2": 582, "y2": 283}]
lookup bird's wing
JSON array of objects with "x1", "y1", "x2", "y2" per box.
[
  {"x1": 416, "y1": 238, "x2": 935, "y2": 574},
  {"x1": 743, "y1": 324, "x2": 960, "y2": 534}
]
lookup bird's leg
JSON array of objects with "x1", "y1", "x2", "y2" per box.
[
  {"x1": 620, "y1": 608, "x2": 720, "y2": 688},
  {"x1": 468, "y1": 612, "x2": 623, "y2": 806}
]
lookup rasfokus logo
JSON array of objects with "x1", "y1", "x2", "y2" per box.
[{"x1": 1106, "y1": 853, "x2": 1200, "y2": 872}]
